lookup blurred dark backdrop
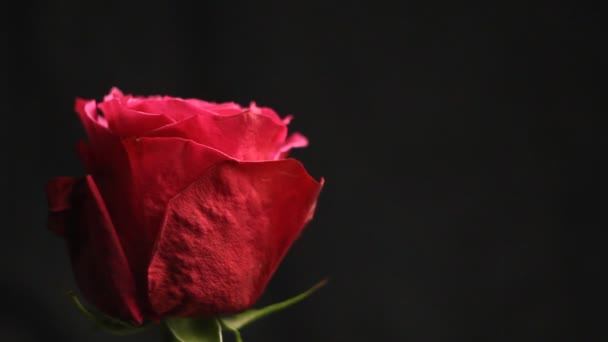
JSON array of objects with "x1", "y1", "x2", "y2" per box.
[{"x1": 1, "y1": 1, "x2": 602, "y2": 341}]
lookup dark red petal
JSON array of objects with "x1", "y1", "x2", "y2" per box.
[
  {"x1": 47, "y1": 177, "x2": 77, "y2": 213},
  {"x1": 120, "y1": 137, "x2": 233, "y2": 297},
  {"x1": 75, "y1": 100, "x2": 139, "y2": 263},
  {"x1": 147, "y1": 159, "x2": 323, "y2": 317},
  {"x1": 74, "y1": 99, "x2": 147, "y2": 308},
  {"x1": 147, "y1": 110, "x2": 288, "y2": 161},
  {"x1": 53, "y1": 175, "x2": 143, "y2": 324},
  {"x1": 47, "y1": 177, "x2": 78, "y2": 236},
  {"x1": 74, "y1": 101, "x2": 140, "y2": 255}
]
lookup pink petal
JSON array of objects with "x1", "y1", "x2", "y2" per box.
[
  {"x1": 98, "y1": 99, "x2": 175, "y2": 137},
  {"x1": 249, "y1": 102, "x2": 284, "y2": 125},
  {"x1": 75, "y1": 98, "x2": 106, "y2": 134},
  {"x1": 147, "y1": 159, "x2": 323, "y2": 317},
  {"x1": 276, "y1": 132, "x2": 309, "y2": 159},
  {"x1": 103, "y1": 87, "x2": 125, "y2": 101},
  {"x1": 185, "y1": 99, "x2": 243, "y2": 115},
  {"x1": 146, "y1": 110, "x2": 288, "y2": 161},
  {"x1": 127, "y1": 98, "x2": 216, "y2": 122}
]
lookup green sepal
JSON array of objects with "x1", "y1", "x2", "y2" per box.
[
  {"x1": 68, "y1": 291, "x2": 149, "y2": 335},
  {"x1": 165, "y1": 317, "x2": 223, "y2": 342},
  {"x1": 220, "y1": 279, "x2": 327, "y2": 332},
  {"x1": 218, "y1": 320, "x2": 243, "y2": 342}
]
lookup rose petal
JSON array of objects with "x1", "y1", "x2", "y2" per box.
[
  {"x1": 126, "y1": 98, "x2": 217, "y2": 122},
  {"x1": 74, "y1": 98, "x2": 136, "y2": 225},
  {"x1": 103, "y1": 87, "x2": 125, "y2": 102},
  {"x1": 98, "y1": 98, "x2": 175, "y2": 137},
  {"x1": 120, "y1": 137, "x2": 233, "y2": 296},
  {"x1": 74, "y1": 102, "x2": 146, "y2": 300},
  {"x1": 75, "y1": 100, "x2": 136, "y2": 229},
  {"x1": 185, "y1": 99, "x2": 243, "y2": 115},
  {"x1": 147, "y1": 159, "x2": 323, "y2": 317},
  {"x1": 47, "y1": 177, "x2": 78, "y2": 236},
  {"x1": 249, "y1": 102, "x2": 285, "y2": 126},
  {"x1": 75, "y1": 98, "x2": 106, "y2": 135},
  {"x1": 48, "y1": 175, "x2": 143, "y2": 324},
  {"x1": 276, "y1": 132, "x2": 309, "y2": 159},
  {"x1": 147, "y1": 110, "x2": 288, "y2": 161}
]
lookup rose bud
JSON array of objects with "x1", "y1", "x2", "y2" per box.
[{"x1": 47, "y1": 88, "x2": 323, "y2": 325}]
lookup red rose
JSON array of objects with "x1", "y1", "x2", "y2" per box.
[{"x1": 46, "y1": 87, "x2": 323, "y2": 325}]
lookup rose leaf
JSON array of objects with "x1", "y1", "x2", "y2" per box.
[{"x1": 220, "y1": 279, "x2": 327, "y2": 331}]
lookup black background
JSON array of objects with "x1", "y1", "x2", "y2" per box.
[{"x1": 1, "y1": 1, "x2": 603, "y2": 341}]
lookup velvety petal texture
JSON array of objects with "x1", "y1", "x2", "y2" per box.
[
  {"x1": 46, "y1": 87, "x2": 322, "y2": 324},
  {"x1": 148, "y1": 160, "x2": 323, "y2": 317},
  {"x1": 119, "y1": 137, "x2": 233, "y2": 301}
]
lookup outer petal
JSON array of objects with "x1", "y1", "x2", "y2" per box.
[
  {"x1": 47, "y1": 176, "x2": 143, "y2": 324},
  {"x1": 47, "y1": 177, "x2": 78, "y2": 236},
  {"x1": 119, "y1": 137, "x2": 233, "y2": 300},
  {"x1": 146, "y1": 110, "x2": 288, "y2": 161},
  {"x1": 147, "y1": 159, "x2": 323, "y2": 317},
  {"x1": 75, "y1": 100, "x2": 143, "y2": 292}
]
